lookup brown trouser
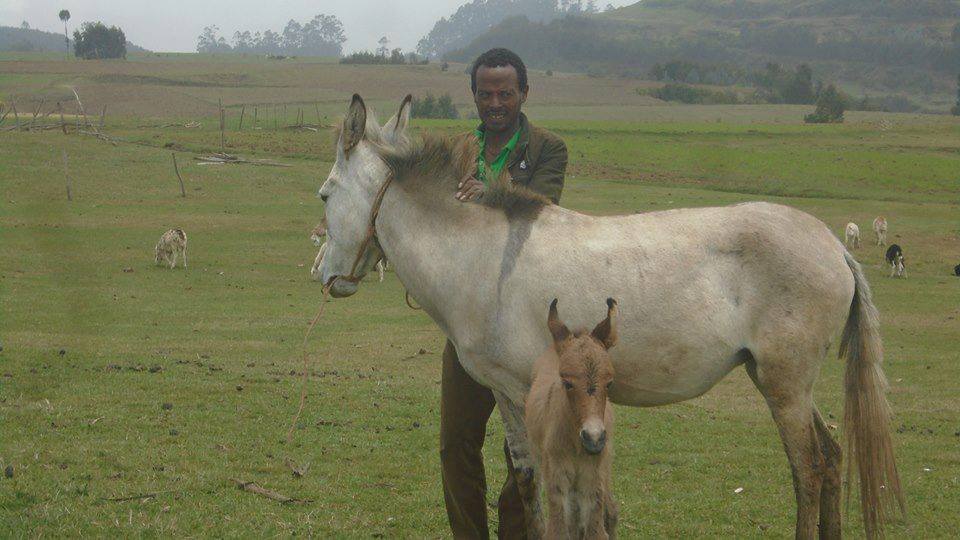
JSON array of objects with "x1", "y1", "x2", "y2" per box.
[{"x1": 440, "y1": 339, "x2": 526, "y2": 539}]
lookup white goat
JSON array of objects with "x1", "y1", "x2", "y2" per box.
[
  {"x1": 872, "y1": 216, "x2": 887, "y2": 246},
  {"x1": 844, "y1": 222, "x2": 861, "y2": 249},
  {"x1": 155, "y1": 228, "x2": 187, "y2": 269}
]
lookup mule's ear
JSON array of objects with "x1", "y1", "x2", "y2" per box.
[
  {"x1": 547, "y1": 298, "x2": 571, "y2": 344},
  {"x1": 386, "y1": 94, "x2": 412, "y2": 139},
  {"x1": 591, "y1": 298, "x2": 618, "y2": 349},
  {"x1": 342, "y1": 94, "x2": 367, "y2": 155}
]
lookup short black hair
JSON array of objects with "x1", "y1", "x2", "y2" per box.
[{"x1": 470, "y1": 48, "x2": 528, "y2": 94}]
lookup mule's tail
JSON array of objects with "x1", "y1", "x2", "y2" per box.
[{"x1": 840, "y1": 252, "x2": 905, "y2": 538}]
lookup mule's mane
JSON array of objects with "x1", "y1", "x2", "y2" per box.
[{"x1": 376, "y1": 134, "x2": 550, "y2": 221}]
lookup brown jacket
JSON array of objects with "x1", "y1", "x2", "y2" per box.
[{"x1": 475, "y1": 113, "x2": 568, "y2": 204}]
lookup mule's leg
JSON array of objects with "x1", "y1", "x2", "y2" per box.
[
  {"x1": 493, "y1": 391, "x2": 545, "y2": 539},
  {"x1": 745, "y1": 360, "x2": 822, "y2": 540},
  {"x1": 813, "y1": 408, "x2": 842, "y2": 540}
]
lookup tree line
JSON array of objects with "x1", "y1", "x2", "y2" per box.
[
  {"x1": 197, "y1": 14, "x2": 346, "y2": 56},
  {"x1": 416, "y1": 0, "x2": 611, "y2": 59}
]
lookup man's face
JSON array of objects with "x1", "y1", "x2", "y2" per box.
[{"x1": 474, "y1": 65, "x2": 527, "y2": 134}]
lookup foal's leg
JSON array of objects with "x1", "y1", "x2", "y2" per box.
[
  {"x1": 604, "y1": 489, "x2": 619, "y2": 539},
  {"x1": 813, "y1": 408, "x2": 842, "y2": 540},
  {"x1": 493, "y1": 391, "x2": 545, "y2": 539},
  {"x1": 745, "y1": 359, "x2": 822, "y2": 540}
]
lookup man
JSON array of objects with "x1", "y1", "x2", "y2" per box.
[{"x1": 441, "y1": 48, "x2": 568, "y2": 539}]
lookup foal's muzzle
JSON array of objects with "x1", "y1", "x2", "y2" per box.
[{"x1": 580, "y1": 429, "x2": 607, "y2": 455}]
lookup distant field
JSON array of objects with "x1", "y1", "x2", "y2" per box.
[{"x1": 1, "y1": 54, "x2": 959, "y2": 537}]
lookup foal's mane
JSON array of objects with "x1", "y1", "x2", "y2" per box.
[{"x1": 376, "y1": 134, "x2": 550, "y2": 221}]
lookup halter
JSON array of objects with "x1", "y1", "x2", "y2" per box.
[{"x1": 336, "y1": 172, "x2": 394, "y2": 285}]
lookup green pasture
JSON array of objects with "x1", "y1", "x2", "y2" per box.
[{"x1": 2, "y1": 56, "x2": 960, "y2": 538}]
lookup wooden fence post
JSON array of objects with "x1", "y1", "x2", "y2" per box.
[
  {"x1": 172, "y1": 153, "x2": 186, "y2": 198},
  {"x1": 219, "y1": 98, "x2": 225, "y2": 154},
  {"x1": 238, "y1": 104, "x2": 245, "y2": 130},
  {"x1": 58, "y1": 102, "x2": 67, "y2": 134},
  {"x1": 63, "y1": 150, "x2": 72, "y2": 201},
  {"x1": 29, "y1": 98, "x2": 44, "y2": 130}
]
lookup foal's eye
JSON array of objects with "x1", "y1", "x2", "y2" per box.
[{"x1": 562, "y1": 380, "x2": 573, "y2": 390}]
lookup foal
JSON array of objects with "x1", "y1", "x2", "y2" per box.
[{"x1": 526, "y1": 298, "x2": 619, "y2": 540}]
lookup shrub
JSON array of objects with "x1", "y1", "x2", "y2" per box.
[
  {"x1": 644, "y1": 83, "x2": 740, "y2": 104},
  {"x1": 411, "y1": 93, "x2": 459, "y2": 119},
  {"x1": 804, "y1": 84, "x2": 845, "y2": 123},
  {"x1": 340, "y1": 49, "x2": 428, "y2": 65}
]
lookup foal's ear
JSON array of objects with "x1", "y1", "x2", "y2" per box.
[
  {"x1": 383, "y1": 94, "x2": 412, "y2": 142},
  {"x1": 591, "y1": 298, "x2": 618, "y2": 349},
  {"x1": 547, "y1": 298, "x2": 571, "y2": 344},
  {"x1": 342, "y1": 94, "x2": 367, "y2": 155}
]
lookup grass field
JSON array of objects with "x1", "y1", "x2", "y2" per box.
[{"x1": 2, "y1": 54, "x2": 959, "y2": 538}]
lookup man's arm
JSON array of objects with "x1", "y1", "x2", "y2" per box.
[{"x1": 526, "y1": 137, "x2": 567, "y2": 204}]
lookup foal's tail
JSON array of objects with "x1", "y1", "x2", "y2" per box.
[{"x1": 840, "y1": 251, "x2": 905, "y2": 538}]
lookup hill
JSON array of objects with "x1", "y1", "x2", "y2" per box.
[
  {"x1": 444, "y1": 0, "x2": 960, "y2": 111},
  {"x1": 0, "y1": 25, "x2": 149, "y2": 54}
]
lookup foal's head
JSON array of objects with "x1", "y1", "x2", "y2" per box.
[{"x1": 547, "y1": 298, "x2": 618, "y2": 455}]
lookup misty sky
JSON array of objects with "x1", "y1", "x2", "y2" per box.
[{"x1": 2, "y1": 0, "x2": 635, "y2": 54}]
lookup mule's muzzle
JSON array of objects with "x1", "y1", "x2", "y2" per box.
[
  {"x1": 328, "y1": 277, "x2": 359, "y2": 298},
  {"x1": 580, "y1": 429, "x2": 607, "y2": 455}
]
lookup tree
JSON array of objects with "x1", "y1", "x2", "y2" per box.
[
  {"x1": 20, "y1": 21, "x2": 30, "y2": 30},
  {"x1": 59, "y1": 10, "x2": 71, "y2": 55},
  {"x1": 783, "y1": 63, "x2": 815, "y2": 104},
  {"x1": 377, "y1": 36, "x2": 390, "y2": 57},
  {"x1": 196, "y1": 25, "x2": 231, "y2": 53},
  {"x1": 73, "y1": 22, "x2": 127, "y2": 59}
]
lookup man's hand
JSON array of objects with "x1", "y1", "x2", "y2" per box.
[{"x1": 455, "y1": 174, "x2": 484, "y2": 202}]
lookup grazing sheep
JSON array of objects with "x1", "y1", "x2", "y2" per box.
[
  {"x1": 872, "y1": 216, "x2": 888, "y2": 246},
  {"x1": 844, "y1": 222, "x2": 861, "y2": 249},
  {"x1": 885, "y1": 244, "x2": 906, "y2": 278},
  {"x1": 309, "y1": 223, "x2": 384, "y2": 282},
  {"x1": 155, "y1": 228, "x2": 187, "y2": 269},
  {"x1": 527, "y1": 298, "x2": 619, "y2": 540}
]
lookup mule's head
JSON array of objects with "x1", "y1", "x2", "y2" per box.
[
  {"x1": 317, "y1": 94, "x2": 412, "y2": 297},
  {"x1": 548, "y1": 297, "x2": 618, "y2": 455}
]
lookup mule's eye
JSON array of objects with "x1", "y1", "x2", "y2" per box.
[
  {"x1": 562, "y1": 380, "x2": 573, "y2": 390},
  {"x1": 320, "y1": 193, "x2": 329, "y2": 203}
]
